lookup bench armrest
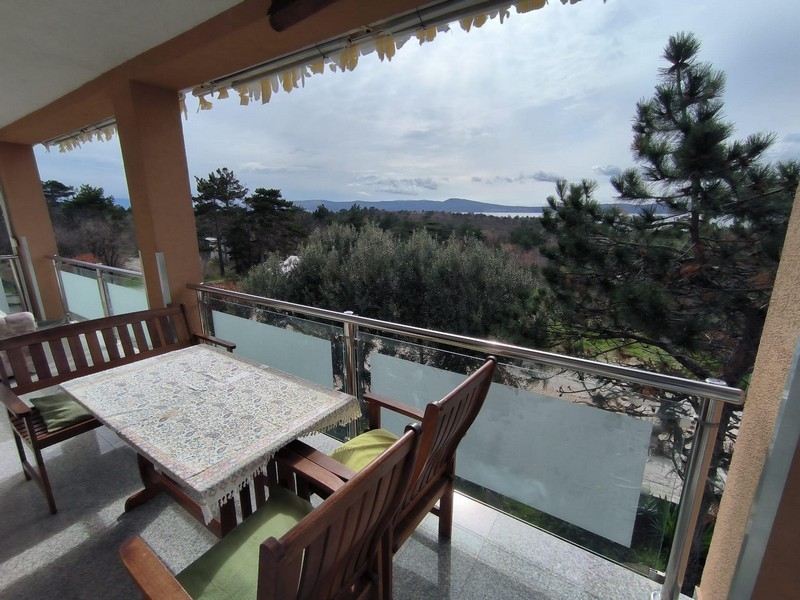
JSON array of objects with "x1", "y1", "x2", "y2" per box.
[
  {"x1": 193, "y1": 333, "x2": 236, "y2": 353},
  {"x1": 363, "y1": 392, "x2": 423, "y2": 429},
  {"x1": 120, "y1": 536, "x2": 192, "y2": 600},
  {"x1": 0, "y1": 383, "x2": 30, "y2": 418}
]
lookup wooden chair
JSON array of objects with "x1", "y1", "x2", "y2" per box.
[
  {"x1": 0, "y1": 305, "x2": 234, "y2": 514},
  {"x1": 120, "y1": 424, "x2": 421, "y2": 600},
  {"x1": 289, "y1": 355, "x2": 497, "y2": 553}
]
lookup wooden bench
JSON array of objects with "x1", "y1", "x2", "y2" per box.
[{"x1": 0, "y1": 305, "x2": 235, "y2": 514}]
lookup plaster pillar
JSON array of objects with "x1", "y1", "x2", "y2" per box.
[
  {"x1": 0, "y1": 142, "x2": 64, "y2": 320},
  {"x1": 112, "y1": 80, "x2": 202, "y2": 330},
  {"x1": 698, "y1": 185, "x2": 800, "y2": 598}
]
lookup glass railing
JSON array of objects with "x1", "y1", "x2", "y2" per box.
[
  {"x1": 50, "y1": 255, "x2": 148, "y2": 320},
  {"x1": 0, "y1": 254, "x2": 31, "y2": 314},
  {"x1": 190, "y1": 282, "x2": 743, "y2": 600}
]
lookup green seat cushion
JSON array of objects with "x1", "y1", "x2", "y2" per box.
[
  {"x1": 177, "y1": 486, "x2": 314, "y2": 600},
  {"x1": 329, "y1": 428, "x2": 399, "y2": 472},
  {"x1": 30, "y1": 392, "x2": 93, "y2": 432}
]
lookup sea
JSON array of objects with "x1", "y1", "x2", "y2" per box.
[{"x1": 477, "y1": 212, "x2": 541, "y2": 218}]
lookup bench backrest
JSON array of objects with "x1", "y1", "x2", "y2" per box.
[{"x1": 0, "y1": 306, "x2": 194, "y2": 395}]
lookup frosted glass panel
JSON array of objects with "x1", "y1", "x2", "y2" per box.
[
  {"x1": 0, "y1": 259, "x2": 20, "y2": 313},
  {"x1": 211, "y1": 310, "x2": 335, "y2": 388},
  {"x1": 107, "y1": 281, "x2": 147, "y2": 315},
  {"x1": 61, "y1": 271, "x2": 104, "y2": 320},
  {"x1": 0, "y1": 287, "x2": 9, "y2": 313},
  {"x1": 371, "y1": 353, "x2": 652, "y2": 547}
]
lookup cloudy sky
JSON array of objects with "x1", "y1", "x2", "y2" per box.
[{"x1": 33, "y1": 0, "x2": 800, "y2": 208}]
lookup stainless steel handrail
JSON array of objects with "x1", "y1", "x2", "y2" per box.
[
  {"x1": 47, "y1": 254, "x2": 144, "y2": 278},
  {"x1": 188, "y1": 282, "x2": 745, "y2": 405}
]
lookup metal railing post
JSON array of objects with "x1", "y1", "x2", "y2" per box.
[
  {"x1": 196, "y1": 288, "x2": 212, "y2": 336},
  {"x1": 342, "y1": 312, "x2": 360, "y2": 439},
  {"x1": 96, "y1": 267, "x2": 112, "y2": 317},
  {"x1": 8, "y1": 255, "x2": 33, "y2": 313},
  {"x1": 50, "y1": 257, "x2": 71, "y2": 318},
  {"x1": 18, "y1": 236, "x2": 45, "y2": 318},
  {"x1": 654, "y1": 393, "x2": 725, "y2": 600}
]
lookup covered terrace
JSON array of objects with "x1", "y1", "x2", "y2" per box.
[{"x1": 0, "y1": 1, "x2": 799, "y2": 599}]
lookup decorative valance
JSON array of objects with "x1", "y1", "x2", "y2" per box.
[
  {"x1": 188, "y1": 0, "x2": 565, "y2": 111},
  {"x1": 42, "y1": 118, "x2": 117, "y2": 153}
]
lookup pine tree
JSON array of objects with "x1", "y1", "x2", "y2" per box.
[
  {"x1": 223, "y1": 188, "x2": 307, "y2": 274},
  {"x1": 41, "y1": 180, "x2": 75, "y2": 208},
  {"x1": 539, "y1": 32, "x2": 799, "y2": 593},
  {"x1": 543, "y1": 32, "x2": 798, "y2": 385},
  {"x1": 193, "y1": 168, "x2": 248, "y2": 277}
]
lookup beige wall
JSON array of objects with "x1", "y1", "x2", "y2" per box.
[
  {"x1": 699, "y1": 185, "x2": 800, "y2": 598},
  {"x1": 114, "y1": 80, "x2": 202, "y2": 328},
  {"x1": 0, "y1": 143, "x2": 64, "y2": 319}
]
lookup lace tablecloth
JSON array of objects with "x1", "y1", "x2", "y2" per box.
[{"x1": 60, "y1": 345, "x2": 360, "y2": 522}]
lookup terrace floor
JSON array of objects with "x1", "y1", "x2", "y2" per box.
[{"x1": 0, "y1": 425, "x2": 681, "y2": 599}]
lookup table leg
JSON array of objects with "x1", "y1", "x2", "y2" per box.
[
  {"x1": 125, "y1": 453, "x2": 226, "y2": 538},
  {"x1": 124, "y1": 453, "x2": 163, "y2": 512}
]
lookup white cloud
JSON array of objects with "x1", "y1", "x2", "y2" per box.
[
  {"x1": 34, "y1": 0, "x2": 800, "y2": 208},
  {"x1": 593, "y1": 165, "x2": 623, "y2": 178},
  {"x1": 350, "y1": 175, "x2": 440, "y2": 196}
]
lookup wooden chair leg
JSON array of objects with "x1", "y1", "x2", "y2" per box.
[
  {"x1": 32, "y1": 444, "x2": 58, "y2": 514},
  {"x1": 438, "y1": 479, "x2": 454, "y2": 539},
  {"x1": 10, "y1": 423, "x2": 58, "y2": 513},
  {"x1": 12, "y1": 433, "x2": 32, "y2": 481},
  {"x1": 380, "y1": 532, "x2": 393, "y2": 600}
]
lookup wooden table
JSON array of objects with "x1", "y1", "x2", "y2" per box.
[{"x1": 60, "y1": 345, "x2": 360, "y2": 536}]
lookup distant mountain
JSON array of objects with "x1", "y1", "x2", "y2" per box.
[
  {"x1": 293, "y1": 198, "x2": 664, "y2": 216},
  {"x1": 295, "y1": 198, "x2": 542, "y2": 213}
]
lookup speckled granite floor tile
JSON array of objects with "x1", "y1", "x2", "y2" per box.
[{"x1": 2, "y1": 430, "x2": 689, "y2": 599}]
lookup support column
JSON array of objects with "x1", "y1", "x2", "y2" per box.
[
  {"x1": 113, "y1": 80, "x2": 202, "y2": 329},
  {"x1": 0, "y1": 143, "x2": 64, "y2": 320},
  {"x1": 698, "y1": 185, "x2": 800, "y2": 598}
]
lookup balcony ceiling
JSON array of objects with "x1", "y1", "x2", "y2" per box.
[{"x1": 0, "y1": 0, "x2": 242, "y2": 133}]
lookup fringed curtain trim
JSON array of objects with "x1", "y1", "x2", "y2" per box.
[{"x1": 192, "y1": 0, "x2": 569, "y2": 111}]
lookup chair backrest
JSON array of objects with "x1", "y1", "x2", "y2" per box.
[
  {"x1": 258, "y1": 424, "x2": 421, "y2": 600},
  {"x1": 0, "y1": 306, "x2": 194, "y2": 395},
  {"x1": 402, "y1": 356, "x2": 497, "y2": 525}
]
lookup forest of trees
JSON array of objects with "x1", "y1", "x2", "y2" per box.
[
  {"x1": 39, "y1": 32, "x2": 799, "y2": 593},
  {"x1": 42, "y1": 181, "x2": 134, "y2": 267}
]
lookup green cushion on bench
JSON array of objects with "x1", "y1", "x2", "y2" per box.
[
  {"x1": 177, "y1": 486, "x2": 314, "y2": 600},
  {"x1": 30, "y1": 392, "x2": 93, "y2": 433},
  {"x1": 329, "y1": 428, "x2": 399, "y2": 472}
]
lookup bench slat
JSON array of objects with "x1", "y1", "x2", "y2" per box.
[
  {"x1": 118, "y1": 325, "x2": 135, "y2": 357},
  {"x1": 145, "y1": 319, "x2": 163, "y2": 349},
  {"x1": 131, "y1": 321, "x2": 149, "y2": 352},
  {"x1": 28, "y1": 344, "x2": 53, "y2": 380},
  {"x1": 66, "y1": 335, "x2": 89, "y2": 371},
  {"x1": 86, "y1": 332, "x2": 105, "y2": 366},
  {"x1": 101, "y1": 327, "x2": 120, "y2": 361}
]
